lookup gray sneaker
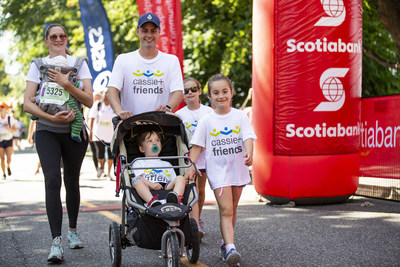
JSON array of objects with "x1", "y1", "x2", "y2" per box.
[
  {"x1": 68, "y1": 229, "x2": 84, "y2": 249},
  {"x1": 47, "y1": 236, "x2": 64, "y2": 263},
  {"x1": 223, "y1": 248, "x2": 241, "y2": 266}
]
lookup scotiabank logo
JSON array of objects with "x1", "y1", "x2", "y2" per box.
[
  {"x1": 314, "y1": 68, "x2": 349, "y2": 112},
  {"x1": 314, "y1": 0, "x2": 346, "y2": 27}
]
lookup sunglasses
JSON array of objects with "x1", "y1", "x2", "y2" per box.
[
  {"x1": 48, "y1": 34, "x2": 67, "y2": 41},
  {"x1": 184, "y1": 86, "x2": 200, "y2": 95}
]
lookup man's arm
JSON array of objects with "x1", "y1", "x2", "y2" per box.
[{"x1": 107, "y1": 86, "x2": 132, "y2": 119}]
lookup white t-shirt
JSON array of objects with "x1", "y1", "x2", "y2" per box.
[
  {"x1": 132, "y1": 158, "x2": 177, "y2": 184},
  {"x1": 176, "y1": 104, "x2": 213, "y2": 169},
  {"x1": 0, "y1": 114, "x2": 16, "y2": 142},
  {"x1": 190, "y1": 108, "x2": 257, "y2": 190},
  {"x1": 88, "y1": 101, "x2": 116, "y2": 143},
  {"x1": 108, "y1": 50, "x2": 184, "y2": 115}
]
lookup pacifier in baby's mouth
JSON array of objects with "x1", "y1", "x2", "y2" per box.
[{"x1": 152, "y1": 145, "x2": 160, "y2": 153}]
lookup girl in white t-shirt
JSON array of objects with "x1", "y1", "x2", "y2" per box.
[
  {"x1": 176, "y1": 77, "x2": 212, "y2": 240},
  {"x1": 185, "y1": 74, "x2": 256, "y2": 266}
]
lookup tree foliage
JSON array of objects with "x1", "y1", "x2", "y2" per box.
[
  {"x1": 0, "y1": 0, "x2": 398, "y2": 112},
  {"x1": 0, "y1": 58, "x2": 10, "y2": 96},
  {"x1": 362, "y1": 0, "x2": 400, "y2": 97},
  {"x1": 181, "y1": 0, "x2": 252, "y2": 105}
]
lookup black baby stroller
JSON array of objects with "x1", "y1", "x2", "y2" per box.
[{"x1": 108, "y1": 111, "x2": 200, "y2": 267}]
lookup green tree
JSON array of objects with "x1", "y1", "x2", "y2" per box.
[
  {"x1": 362, "y1": 0, "x2": 400, "y2": 97},
  {"x1": 0, "y1": 58, "x2": 10, "y2": 96},
  {"x1": 181, "y1": 0, "x2": 252, "y2": 106},
  {"x1": 0, "y1": 0, "x2": 399, "y2": 104}
]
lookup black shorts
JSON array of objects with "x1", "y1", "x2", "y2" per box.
[{"x1": 0, "y1": 139, "x2": 13, "y2": 149}]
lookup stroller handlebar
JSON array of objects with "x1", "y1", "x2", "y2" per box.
[
  {"x1": 127, "y1": 156, "x2": 196, "y2": 170},
  {"x1": 112, "y1": 116, "x2": 121, "y2": 129}
]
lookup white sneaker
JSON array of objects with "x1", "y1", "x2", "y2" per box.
[
  {"x1": 97, "y1": 168, "x2": 103, "y2": 178},
  {"x1": 47, "y1": 236, "x2": 64, "y2": 263},
  {"x1": 68, "y1": 229, "x2": 84, "y2": 249}
]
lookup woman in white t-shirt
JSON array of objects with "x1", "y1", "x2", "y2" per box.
[
  {"x1": 24, "y1": 23, "x2": 93, "y2": 263},
  {"x1": 185, "y1": 74, "x2": 256, "y2": 266},
  {"x1": 175, "y1": 77, "x2": 212, "y2": 240},
  {"x1": 0, "y1": 102, "x2": 16, "y2": 179},
  {"x1": 88, "y1": 90, "x2": 116, "y2": 180}
]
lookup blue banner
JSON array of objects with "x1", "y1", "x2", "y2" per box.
[{"x1": 79, "y1": 0, "x2": 114, "y2": 93}]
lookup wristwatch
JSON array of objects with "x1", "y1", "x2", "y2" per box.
[{"x1": 165, "y1": 105, "x2": 172, "y2": 112}]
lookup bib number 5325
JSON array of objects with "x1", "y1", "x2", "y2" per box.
[{"x1": 39, "y1": 82, "x2": 69, "y2": 105}]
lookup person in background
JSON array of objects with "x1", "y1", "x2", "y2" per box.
[
  {"x1": 0, "y1": 102, "x2": 16, "y2": 179},
  {"x1": 23, "y1": 23, "x2": 93, "y2": 264},
  {"x1": 84, "y1": 91, "x2": 102, "y2": 173},
  {"x1": 175, "y1": 77, "x2": 213, "y2": 241},
  {"x1": 27, "y1": 119, "x2": 42, "y2": 175},
  {"x1": 88, "y1": 89, "x2": 116, "y2": 180},
  {"x1": 107, "y1": 12, "x2": 183, "y2": 118},
  {"x1": 12, "y1": 114, "x2": 25, "y2": 151},
  {"x1": 185, "y1": 74, "x2": 257, "y2": 266}
]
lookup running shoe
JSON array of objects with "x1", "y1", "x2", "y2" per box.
[
  {"x1": 223, "y1": 248, "x2": 241, "y2": 266},
  {"x1": 146, "y1": 194, "x2": 161, "y2": 208},
  {"x1": 107, "y1": 173, "x2": 115, "y2": 181},
  {"x1": 199, "y1": 218, "x2": 205, "y2": 233},
  {"x1": 148, "y1": 199, "x2": 162, "y2": 208},
  {"x1": 47, "y1": 236, "x2": 64, "y2": 263},
  {"x1": 97, "y1": 168, "x2": 103, "y2": 178},
  {"x1": 219, "y1": 243, "x2": 226, "y2": 258},
  {"x1": 7, "y1": 167, "x2": 11, "y2": 176},
  {"x1": 166, "y1": 191, "x2": 179, "y2": 203},
  {"x1": 68, "y1": 229, "x2": 84, "y2": 249},
  {"x1": 2, "y1": 174, "x2": 5, "y2": 180}
]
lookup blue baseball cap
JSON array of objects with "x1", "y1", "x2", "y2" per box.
[{"x1": 137, "y1": 12, "x2": 160, "y2": 29}]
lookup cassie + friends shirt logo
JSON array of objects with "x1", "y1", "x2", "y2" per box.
[
  {"x1": 143, "y1": 168, "x2": 171, "y2": 183},
  {"x1": 132, "y1": 69, "x2": 165, "y2": 94},
  {"x1": 210, "y1": 126, "x2": 243, "y2": 156}
]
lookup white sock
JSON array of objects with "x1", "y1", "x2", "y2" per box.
[{"x1": 225, "y1": 243, "x2": 235, "y2": 253}]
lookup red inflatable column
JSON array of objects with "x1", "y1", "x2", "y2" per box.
[{"x1": 252, "y1": 0, "x2": 361, "y2": 204}]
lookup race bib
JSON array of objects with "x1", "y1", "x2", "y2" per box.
[{"x1": 38, "y1": 82, "x2": 69, "y2": 105}]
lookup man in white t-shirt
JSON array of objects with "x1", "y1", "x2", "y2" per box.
[{"x1": 107, "y1": 12, "x2": 184, "y2": 119}]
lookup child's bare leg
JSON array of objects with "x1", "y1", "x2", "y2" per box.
[
  {"x1": 106, "y1": 159, "x2": 113, "y2": 175},
  {"x1": 190, "y1": 202, "x2": 200, "y2": 227},
  {"x1": 214, "y1": 186, "x2": 243, "y2": 246},
  {"x1": 172, "y1": 175, "x2": 186, "y2": 196},
  {"x1": 197, "y1": 172, "x2": 207, "y2": 217},
  {"x1": 132, "y1": 178, "x2": 154, "y2": 203},
  {"x1": 231, "y1": 186, "x2": 244, "y2": 229}
]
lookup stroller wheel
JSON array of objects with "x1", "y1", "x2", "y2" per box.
[
  {"x1": 164, "y1": 232, "x2": 180, "y2": 267},
  {"x1": 109, "y1": 222, "x2": 122, "y2": 267},
  {"x1": 185, "y1": 218, "x2": 200, "y2": 263}
]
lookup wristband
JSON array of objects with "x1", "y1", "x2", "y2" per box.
[{"x1": 165, "y1": 105, "x2": 172, "y2": 111}]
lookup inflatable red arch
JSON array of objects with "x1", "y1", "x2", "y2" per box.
[{"x1": 252, "y1": 0, "x2": 362, "y2": 205}]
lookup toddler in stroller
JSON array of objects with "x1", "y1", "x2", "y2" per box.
[
  {"x1": 108, "y1": 111, "x2": 200, "y2": 267},
  {"x1": 130, "y1": 130, "x2": 187, "y2": 208}
]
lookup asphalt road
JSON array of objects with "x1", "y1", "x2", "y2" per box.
[{"x1": 1, "y1": 144, "x2": 400, "y2": 266}]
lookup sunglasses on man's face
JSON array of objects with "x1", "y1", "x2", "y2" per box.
[
  {"x1": 184, "y1": 86, "x2": 200, "y2": 95},
  {"x1": 48, "y1": 34, "x2": 67, "y2": 42}
]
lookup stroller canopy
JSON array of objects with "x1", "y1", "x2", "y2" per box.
[{"x1": 111, "y1": 111, "x2": 189, "y2": 156}]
